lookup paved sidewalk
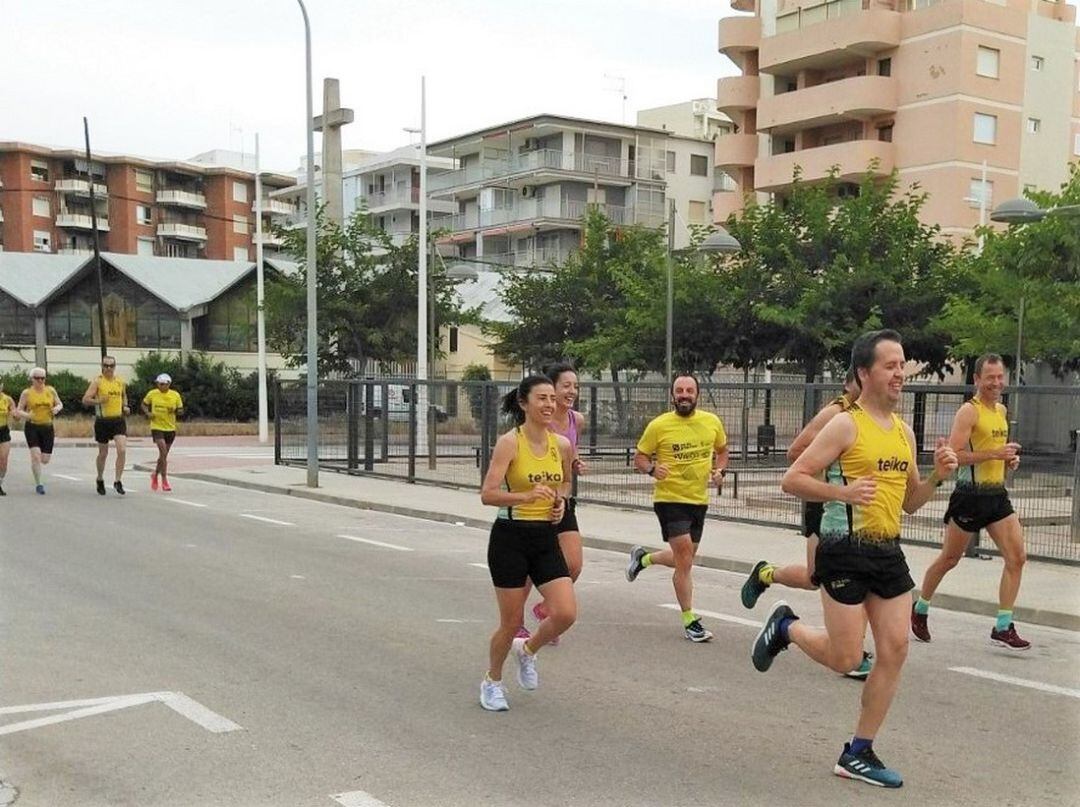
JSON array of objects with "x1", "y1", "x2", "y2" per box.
[{"x1": 168, "y1": 463, "x2": 1080, "y2": 632}]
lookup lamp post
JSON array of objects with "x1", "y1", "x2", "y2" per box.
[
  {"x1": 297, "y1": 0, "x2": 319, "y2": 488},
  {"x1": 254, "y1": 133, "x2": 269, "y2": 444},
  {"x1": 664, "y1": 211, "x2": 742, "y2": 383}
]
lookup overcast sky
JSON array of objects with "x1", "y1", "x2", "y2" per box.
[{"x1": 1, "y1": 0, "x2": 742, "y2": 172}]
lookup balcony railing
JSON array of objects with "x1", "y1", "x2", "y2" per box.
[
  {"x1": 55, "y1": 178, "x2": 108, "y2": 197},
  {"x1": 434, "y1": 200, "x2": 663, "y2": 233},
  {"x1": 56, "y1": 213, "x2": 109, "y2": 231},
  {"x1": 252, "y1": 232, "x2": 285, "y2": 247},
  {"x1": 156, "y1": 189, "x2": 208, "y2": 209},
  {"x1": 361, "y1": 186, "x2": 420, "y2": 209},
  {"x1": 57, "y1": 247, "x2": 94, "y2": 256},
  {"x1": 482, "y1": 246, "x2": 566, "y2": 268},
  {"x1": 261, "y1": 198, "x2": 296, "y2": 216},
  {"x1": 429, "y1": 149, "x2": 632, "y2": 193},
  {"x1": 158, "y1": 222, "x2": 208, "y2": 241}
]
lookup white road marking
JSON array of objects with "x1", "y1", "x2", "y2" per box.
[
  {"x1": 468, "y1": 563, "x2": 489, "y2": 570},
  {"x1": 166, "y1": 498, "x2": 208, "y2": 508},
  {"x1": 337, "y1": 534, "x2": 413, "y2": 552},
  {"x1": 949, "y1": 667, "x2": 1080, "y2": 699},
  {"x1": 0, "y1": 691, "x2": 242, "y2": 736},
  {"x1": 53, "y1": 474, "x2": 81, "y2": 481},
  {"x1": 331, "y1": 791, "x2": 390, "y2": 807},
  {"x1": 658, "y1": 603, "x2": 762, "y2": 629},
  {"x1": 291, "y1": 575, "x2": 306, "y2": 580},
  {"x1": 240, "y1": 514, "x2": 294, "y2": 526},
  {"x1": 436, "y1": 618, "x2": 483, "y2": 624}
]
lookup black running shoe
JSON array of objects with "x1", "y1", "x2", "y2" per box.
[
  {"x1": 834, "y1": 743, "x2": 903, "y2": 788},
  {"x1": 113, "y1": 480, "x2": 126, "y2": 496},
  {"x1": 684, "y1": 619, "x2": 714, "y2": 643},
  {"x1": 0, "y1": 484, "x2": 5, "y2": 496},
  {"x1": 752, "y1": 600, "x2": 796, "y2": 672},
  {"x1": 96, "y1": 479, "x2": 107, "y2": 496},
  {"x1": 741, "y1": 560, "x2": 771, "y2": 609}
]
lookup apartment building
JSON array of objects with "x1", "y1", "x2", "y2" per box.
[
  {"x1": 0, "y1": 143, "x2": 297, "y2": 260},
  {"x1": 427, "y1": 115, "x2": 689, "y2": 266},
  {"x1": 715, "y1": 0, "x2": 1080, "y2": 233},
  {"x1": 637, "y1": 98, "x2": 735, "y2": 142}
]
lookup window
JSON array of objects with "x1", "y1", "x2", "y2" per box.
[
  {"x1": 136, "y1": 237, "x2": 155, "y2": 256},
  {"x1": 449, "y1": 326, "x2": 459, "y2": 353},
  {"x1": 666, "y1": 151, "x2": 676, "y2": 173},
  {"x1": 1027, "y1": 118, "x2": 1041, "y2": 134},
  {"x1": 976, "y1": 46, "x2": 1000, "y2": 79},
  {"x1": 135, "y1": 169, "x2": 153, "y2": 194},
  {"x1": 688, "y1": 200, "x2": 707, "y2": 224},
  {"x1": 878, "y1": 58, "x2": 892, "y2": 77},
  {"x1": 973, "y1": 113, "x2": 997, "y2": 144},
  {"x1": 233, "y1": 246, "x2": 249, "y2": 262},
  {"x1": 968, "y1": 179, "x2": 993, "y2": 208},
  {"x1": 1074, "y1": 134, "x2": 1080, "y2": 156},
  {"x1": 136, "y1": 205, "x2": 152, "y2": 225},
  {"x1": 233, "y1": 215, "x2": 248, "y2": 234},
  {"x1": 30, "y1": 160, "x2": 49, "y2": 182},
  {"x1": 1031, "y1": 55, "x2": 1044, "y2": 72},
  {"x1": 0, "y1": 291, "x2": 36, "y2": 345},
  {"x1": 690, "y1": 154, "x2": 709, "y2": 177},
  {"x1": 233, "y1": 181, "x2": 248, "y2": 203},
  {"x1": 193, "y1": 283, "x2": 255, "y2": 352},
  {"x1": 33, "y1": 230, "x2": 51, "y2": 252},
  {"x1": 32, "y1": 196, "x2": 50, "y2": 217},
  {"x1": 878, "y1": 124, "x2": 894, "y2": 143}
]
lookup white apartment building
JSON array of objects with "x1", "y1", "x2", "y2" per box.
[{"x1": 637, "y1": 98, "x2": 735, "y2": 142}]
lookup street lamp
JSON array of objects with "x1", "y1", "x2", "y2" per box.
[
  {"x1": 297, "y1": 0, "x2": 319, "y2": 488},
  {"x1": 664, "y1": 201, "x2": 742, "y2": 383}
]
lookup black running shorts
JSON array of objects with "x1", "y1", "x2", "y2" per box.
[
  {"x1": 0, "y1": 426, "x2": 9, "y2": 444},
  {"x1": 813, "y1": 535, "x2": 914, "y2": 606},
  {"x1": 653, "y1": 502, "x2": 708, "y2": 544},
  {"x1": 555, "y1": 496, "x2": 579, "y2": 534},
  {"x1": 944, "y1": 488, "x2": 1015, "y2": 533},
  {"x1": 487, "y1": 518, "x2": 570, "y2": 589},
  {"x1": 23, "y1": 423, "x2": 55, "y2": 454},
  {"x1": 803, "y1": 501, "x2": 824, "y2": 538},
  {"x1": 151, "y1": 429, "x2": 177, "y2": 446},
  {"x1": 94, "y1": 417, "x2": 127, "y2": 444}
]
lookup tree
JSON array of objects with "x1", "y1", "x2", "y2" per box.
[
  {"x1": 265, "y1": 206, "x2": 474, "y2": 377},
  {"x1": 936, "y1": 162, "x2": 1080, "y2": 375}
]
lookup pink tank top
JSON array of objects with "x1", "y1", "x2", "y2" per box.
[{"x1": 551, "y1": 411, "x2": 578, "y2": 451}]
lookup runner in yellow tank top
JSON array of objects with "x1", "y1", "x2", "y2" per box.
[
  {"x1": 83, "y1": 355, "x2": 129, "y2": 495},
  {"x1": 914, "y1": 354, "x2": 1029, "y2": 649},
  {"x1": 0, "y1": 377, "x2": 15, "y2": 495},
  {"x1": 768, "y1": 330, "x2": 957, "y2": 789},
  {"x1": 14, "y1": 367, "x2": 64, "y2": 494},
  {"x1": 477, "y1": 375, "x2": 576, "y2": 711}
]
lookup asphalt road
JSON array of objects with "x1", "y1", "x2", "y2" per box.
[{"x1": 1, "y1": 447, "x2": 1078, "y2": 807}]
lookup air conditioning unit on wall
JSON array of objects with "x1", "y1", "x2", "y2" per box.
[{"x1": 521, "y1": 186, "x2": 537, "y2": 198}]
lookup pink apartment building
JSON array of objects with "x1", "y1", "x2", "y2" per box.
[{"x1": 715, "y1": 0, "x2": 1080, "y2": 236}]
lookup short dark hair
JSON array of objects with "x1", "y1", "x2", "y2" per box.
[
  {"x1": 500, "y1": 374, "x2": 553, "y2": 425},
  {"x1": 851, "y1": 329, "x2": 903, "y2": 373},
  {"x1": 670, "y1": 373, "x2": 699, "y2": 395},
  {"x1": 974, "y1": 353, "x2": 1004, "y2": 376},
  {"x1": 541, "y1": 362, "x2": 577, "y2": 387}
]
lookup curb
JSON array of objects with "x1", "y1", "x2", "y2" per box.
[{"x1": 172, "y1": 469, "x2": 1080, "y2": 633}]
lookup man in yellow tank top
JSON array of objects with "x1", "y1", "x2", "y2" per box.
[
  {"x1": 625, "y1": 374, "x2": 729, "y2": 643},
  {"x1": 14, "y1": 367, "x2": 64, "y2": 495},
  {"x1": 83, "y1": 356, "x2": 129, "y2": 495},
  {"x1": 761, "y1": 330, "x2": 957, "y2": 789},
  {"x1": 912, "y1": 353, "x2": 1029, "y2": 650},
  {"x1": 0, "y1": 377, "x2": 15, "y2": 496}
]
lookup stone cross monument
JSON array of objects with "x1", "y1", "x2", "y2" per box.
[{"x1": 312, "y1": 77, "x2": 354, "y2": 227}]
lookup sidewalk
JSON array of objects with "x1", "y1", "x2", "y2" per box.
[{"x1": 171, "y1": 463, "x2": 1080, "y2": 632}]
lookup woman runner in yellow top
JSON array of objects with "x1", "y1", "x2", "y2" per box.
[
  {"x1": 141, "y1": 373, "x2": 184, "y2": 492},
  {"x1": 0, "y1": 377, "x2": 15, "y2": 496},
  {"x1": 477, "y1": 375, "x2": 575, "y2": 711},
  {"x1": 14, "y1": 367, "x2": 63, "y2": 495}
]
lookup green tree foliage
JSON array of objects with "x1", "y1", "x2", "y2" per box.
[
  {"x1": 936, "y1": 162, "x2": 1080, "y2": 375},
  {"x1": 266, "y1": 206, "x2": 473, "y2": 377},
  {"x1": 132, "y1": 351, "x2": 271, "y2": 421}
]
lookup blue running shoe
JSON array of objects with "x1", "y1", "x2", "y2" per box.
[
  {"x1": 741, "y1": 560, "x2": 772, "y2": 609},
  {"x1": 752, "y1": 600, "x2": 795, "y2": 672},
  {"x1": 35, "y1": 484, "x2": 45, "y2": 495},
  {"x1": 834, "y1": 743, "x2": 903, "y2": 788}
]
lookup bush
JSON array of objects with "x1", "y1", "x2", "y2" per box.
[
  {"x1": 132, "y1": 352, "x2": 274, "y2": 422},
  {"x1": 461, "y1": 363, "x2": 492, "y2": 423}
]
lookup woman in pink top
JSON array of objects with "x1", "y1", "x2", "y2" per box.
[{"x1": 519, "y1": 363, "x2": 587, "y2": 638}]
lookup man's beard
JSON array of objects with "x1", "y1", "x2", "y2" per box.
[{"x1": 674, "y1": 398, "x2": 696, "y2": 416}]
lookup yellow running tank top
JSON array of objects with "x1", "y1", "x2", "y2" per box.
[
  {"x1": 96, "y1": 376, "x2": 126, "y2": 418},
  {"x1": 499, "y1": 428, "x2": 564, "y2": 521},
  {"x1": 0, "y1": 394, "x2": 11, "y2": 428},
  {"x1": 26, "y1": 386, "x2": 57, "y2": 425},
  {"x1": 956, "y1": 397, "x2": 1008, "y2": 490},
  {"x1": 821, "y1": 407, "x2": 912, "y2": 543}
]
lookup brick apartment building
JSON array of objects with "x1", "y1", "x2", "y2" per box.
[{"x1": 0, "y1": 143, "x2": 297, "y2": 260}]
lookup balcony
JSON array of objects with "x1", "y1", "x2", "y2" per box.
[
  {"x1": 56, "y1": 213, "x2": 110, "y2": 231},
  {"x1": 714, "y1": 134, "x2": 759, "y2": 169},
  {"x1": 429, "y1": 149, "x2": 632, "y2": 195},
  {"x1": 716, "y1": 76, "x2": 760, "y2": 115},
  {"x1": 731, "y1": 0, "x2": 755, "y2": 10},
  {"x1": 754, "y1": 140, "x2": 894, "y2": 191},
  {"x1": 433, "y1": 200, "x2": 662, "y2": 234},
  {"x1": 57, "y1": 247, "x2": 94, "y2": 256},
  {"x1": 252, "y1": 232, "x2": 285, "y2": 248},
  {"x1": 156, "y1": 189, "x2": 208, "y2": 210},
  {"x1": 760, "y1": 8, "x2": 901, "y2": 74},
  {"x1": 758, "y1": 76, "x2": 897, "y2": 134},
  {"x1": 713, "y1": 189, "x2": 746, "y2": 222},
  {"x1": 360, "y1": 187, "x2": 458, "y2": 215},
  {"x1": 55, "y1": 178, "x2": 108, "y2": 197},
  {"x1": 483, "y1": 247, "x2": 565, "y2": 268},
  {"x1": 261, "y1": 198, "x2": 296, "y2": 216},
  {"x1": 157, "y1": 222, "x2": 208, "y2": 241},
  {"x1": 718, "y1": 16, "x2": 760, "y2": 63}
]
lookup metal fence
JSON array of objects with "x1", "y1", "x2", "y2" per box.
[{"x1": 275, "y1": 379, "x2": 1080, "y2": 565}]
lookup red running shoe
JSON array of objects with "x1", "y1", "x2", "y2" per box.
[
  {"x1": 910, "y1": 605, "x2": 931, "y2": 643},
  {"x1": 991, "y1": 623, "x2": 1031, "y2": 651}
]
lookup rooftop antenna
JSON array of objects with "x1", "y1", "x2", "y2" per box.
[{"x1": 603, "y1": 74, "x2": 629, "y2": 124}]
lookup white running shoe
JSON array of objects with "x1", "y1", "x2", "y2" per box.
[
  {"x1": 480, "y1": 677, "x2": 509, "y2": 711},
  {"x1": 511, "y1": 637, "x2": 538, "y2": 690}
]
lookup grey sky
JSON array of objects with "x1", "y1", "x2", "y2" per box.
[{"x1": 1, "y1": 0, "x2": 737, "y2": 172}]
